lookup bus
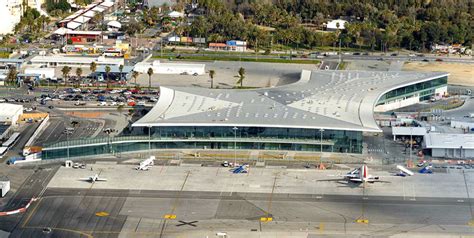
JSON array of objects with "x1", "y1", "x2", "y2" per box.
[
  {"x1": 2, "y1": 132, "x2": 20, "y2": 148},
  {"x1": 103, "y1": 49, "x2": 123, "y2": 57},
  {"x1": 0, "y1": 147, "x2": 8, "y2": 159}
]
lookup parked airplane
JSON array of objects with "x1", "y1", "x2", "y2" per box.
[
  {"x1": 136, "y1": 156, "x2": 155, "y2": 171},
  {"x1": 230, "y1": 164, "x2": 249, "y2": 174},
  {"x1": 395, "y1": 165, "x2": 415, "y2": 177},
  {"x1": 79, "y1": 174, "x2": 107, "y2": 183},
  {"x1": 321, "y1": 165, "x2": 387, "y2": 184}
]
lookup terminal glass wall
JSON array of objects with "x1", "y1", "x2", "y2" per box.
[
  {"x1": 42, "y1": 127, "x2": 363, "y2": 160},
  {"x1": 377, "y1": 76, "x2": 447, "y2": 105},
  {"x1": 150, "y1": 126, "x2": 362, "y2": 153}
]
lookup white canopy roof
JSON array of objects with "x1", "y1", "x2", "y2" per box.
[
  {"x1": 66, "y1": 21, "x2": 82, "y2": 30},
  {"x1": 107, "y1": 20, "x2": 121, "y2": 28}
]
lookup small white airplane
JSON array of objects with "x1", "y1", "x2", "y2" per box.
[
  {"x1": 136, "y1": 156, "x2": 155, "y2": 171},
  {"x1": 79, "y1": 174, "x2": 107, "y2": 183},
  {"x1": 321, "y1": 165, "x2": 388, "y2": 185},
  {"x1": 344, "y1": 165, "x2": 382, "y2": 183}
]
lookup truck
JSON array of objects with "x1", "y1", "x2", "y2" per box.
[{"x1": 23, "y1": 146, "x2": 42, "y2": 156}]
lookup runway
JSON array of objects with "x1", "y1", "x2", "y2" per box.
[{"x1": 11, "y1": 188, "x2": 474, "y2": 238}]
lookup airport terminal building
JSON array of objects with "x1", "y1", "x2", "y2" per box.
[{"x1": 42, "y1": 70, "x2": 448, "y2": 159}]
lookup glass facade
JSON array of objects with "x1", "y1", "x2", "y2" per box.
[
  {"x1": 42, "y1": 126, "x2": 363, "y2": 160},
  {"x1": 377, "y1": 76, "x2": 447, "y2": 105}
]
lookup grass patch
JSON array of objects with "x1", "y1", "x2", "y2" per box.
[
  {"x1": 153, "y1": 55, "x2": 320, "y2": 64},
  {"x1": 0, "y1": 52, "x2": 10, "y2": 58}
]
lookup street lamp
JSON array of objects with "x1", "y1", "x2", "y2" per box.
[
  {"x1": 64, "y1": 128, "x2": 74, "y2": 160},
  {"x1": 409, "y1": 127, "x2": 413, "y2": 164},
  {"x1": 103, "y1": 128, "x2": 113, "y2": 154},
  {"x1": 233, "y1": 127, "x2": 238, "y2": 166},
  {"x1": 319, "y1": 129, "x2": 325, "y2": 153},
  {"x1": 148, "y1": 126, "x2": 152, "y2": 157}
]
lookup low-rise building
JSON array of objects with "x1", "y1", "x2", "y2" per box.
[
  {"x1": 134, "y1": 60, "x2": 205, "y2": 75},
  {"x1": 0, "y1": 103, "x2": 23, "y2": 125},
  {"x1": 30, "y1": 55, "x2": 125, "y2": 68},
  {"x1": 325, "y1": 19, "x2": 347, "y2": 31},
  {"x1": 226, "y1": 40, "x2": 247, "y2": 52},
  {"x1": 424, "y1": 133, "x2": 474, "y2": 159}
]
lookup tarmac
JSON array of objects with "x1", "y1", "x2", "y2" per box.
[{"x1": 9, "y1": 163, "x2": 473, "y2": 237}]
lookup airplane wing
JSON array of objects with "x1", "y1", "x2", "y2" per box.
[
  {"x1": 78, "y1": 177, "x2": 92, "y2": 181},
  {"x1": 95, "y1": 178, "x2": 107, "y2": 181}
]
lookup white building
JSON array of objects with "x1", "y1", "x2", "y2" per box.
[
  {"x1": 326, "y1": 19, "x2": 347, "y2": 31},
  {"x1": 0, "y1": 103, "x2": 23, "y2": 125},
  {"x1": 424, "y1": 133, "x2": 474, "y2": 159},
  {"x1": 134, "y1": 60, "x2": 205, "y2": 75},
  {"x1": 1, "y1": 0, "x2": 22, "y2": 35},
  {"x1": 0, "y1": 178, "x2": 10, "y2": 197},
  {"x1": 30, "y1": 55, "x2": 125, "y2": 68}
]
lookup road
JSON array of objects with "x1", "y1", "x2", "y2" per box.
[{"x1": 156, "y1": 52, "x2": 474, "y2": 64}]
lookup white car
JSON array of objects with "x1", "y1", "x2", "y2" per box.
[
  {"x1": 110, "y1": 102, "x2": 117, "y2": 106},
  {"x1": 98, "y1": 102, "x2": 107, "y2": 106},
  {"x1": 137, "y1": 101, "x2": 146, "y2": 106}
]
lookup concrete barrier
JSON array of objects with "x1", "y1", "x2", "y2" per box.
[
  {"x1": 25, "y1": 115, "x2": 49, "y2": 147},
  {"x1": 0, "y1": 198, "x2": 37, "y2": 216}
]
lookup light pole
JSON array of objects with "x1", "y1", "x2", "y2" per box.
[
  {"x1": 319, "y1": 129, "x2": 324, "y2": 154},
  {"x1": 409, "y1": 127, "x2": 413, "y2": 163},
  {"x1": 233, "y1": 126, "x2": 238, "y2": 166},
  {"x1": 148, "y1": 126, "x2": 152, "y2": 157},
  {"x1": 103, "y1": 128, "x2": 113, "y2": 154},
  {"x1": 64, "y1": 128, "x2": 74, "y2": 160}
]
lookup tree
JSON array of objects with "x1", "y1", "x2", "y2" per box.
[
  {"x1": 147, "y1": 68, "x2": 154, "y2": 91},
  {"x1": 209, "y1": 70, "x2": 215, "y2": 89},
  {"x1": 237, "y1": 67, "x2": 245, "y2": 87},
  {"x1": 6, "y1": 67, "x2": 18, "y2": 87},
  {"x1": 75, "y1": 67, "x2": 82, "y2": 88},
  {"x1": 132, "y1": 71, "x2": 140, "y2": 86},
  {"x1": 90, "y1": 61, "x2": 97, "y2": 87},
  {"x1": 61, "y1": 66, "x2": 71, "y2": 86},
  {"x1": 105, "y1": 65, "x2": 111, "y2": 89},
  {"x1": 118, "y1": 64, "x2": 124, "y2": 83}
]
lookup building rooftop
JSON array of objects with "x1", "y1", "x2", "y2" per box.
[
  {"x1": 133, "y1": 70, "x2": 448, "y2": 132},
  {"x1": 0, "y1": 103, "x2": 23, "y2": 117},
  {"x1": 30, "y1": 55, "x2": 124, "y2": 66},
  {"x1": 425, "y1": 133, "x2": 474, "y2": 149}
]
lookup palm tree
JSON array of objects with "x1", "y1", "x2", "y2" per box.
[
  {"x1": 237, "y1": 67, "x2": 245, "y2": 87},
  {"x1": 147, "y1": 68, "x2": 153, "y2": 91},
  {"x1": 105, "y1": 65, "x2": 111, "y2": 89},
  {"x1": 118, "y1": 64, "x2": 124, "y2": 84},
  {"x1": 132, "y1": 71, "x2": 140, "y2": 86},
  {"x1": 209, "y1": 70, "x2": 215, "y2": 89},
  {"x1": 90, "y1": 61, "x2": 97, "y2": 87},
  {"x1": 61, "y1": 66, "x2": 71, "y2": 86},
  {"x1": 75, "y1": 68, "x2": 82, "y2": 88}
]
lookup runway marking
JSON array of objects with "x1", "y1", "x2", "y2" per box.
[
  {"x1": 95, "y1": 211, "x2": 110, "y2": 217},
  {"x1": 176, "y1": 220, "x2": 198, "y2": 227},
  {"x1": 21, "y1": 197, "x2": 42, "y2": 228},
  {"x1": 457, "y1": 199, "x2": 464, "y2": 202},
  {"x1": 262, "y1": 174, "x2": 278, "y2": 222},
  {"x1": 22, "y1": 226, "x2": 93, "y2": 238}
]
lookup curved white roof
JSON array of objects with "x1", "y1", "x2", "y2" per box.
[
  {"x1": 107, "y1": 20, "x2": 121, "y2": 28},
  {"x1": 133, "y1": 70, "x2": 448, "y2": 132}
]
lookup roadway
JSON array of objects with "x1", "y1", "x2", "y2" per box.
[{"x1": 157, "y1": 52, "x2": 474, "y2": 64}]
